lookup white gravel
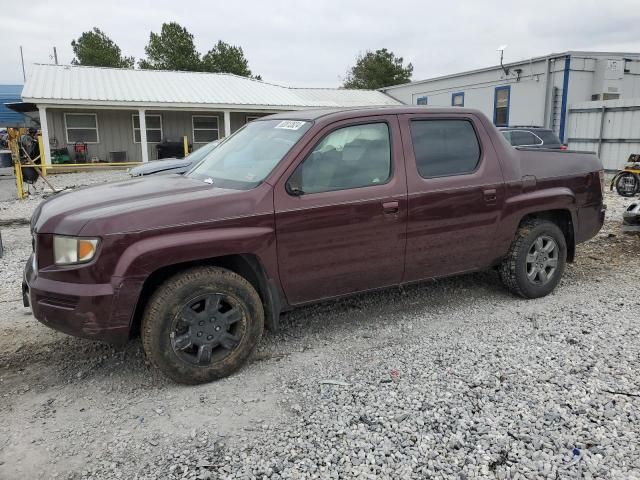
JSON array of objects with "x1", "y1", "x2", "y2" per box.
[
  {"x1": 0, "y1": 170, "x2": 129, "y2": 221},
  {"x1": 0, "y1": 177, "x2": 639, "y2": 479}
]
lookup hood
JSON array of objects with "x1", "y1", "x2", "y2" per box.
[
  {"x1": 33, "y1": 174, "x2": 268, "y2": 236},
  {"x1": 129, "y1": 158, "x2": 194, "y2": 176}
]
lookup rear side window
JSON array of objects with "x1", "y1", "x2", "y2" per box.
[
  {"x1": 509, "y1": 130, "x2": 542, "y2": 146},
  {"x1": 410, "y1": 120, "x2": 481, "y2": 178},
  {"x1": 535, "y1": 130, "x2": 562, "y2": 145},
  {"x1": 289, "y1": 123, "x2": 391, "y2": 194}
]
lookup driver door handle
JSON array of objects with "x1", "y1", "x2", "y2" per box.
[{"x1": 382, "y1": 201, "x2": 400, "y2": 214}]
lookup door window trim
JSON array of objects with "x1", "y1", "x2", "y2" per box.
[
  {"x1": 285, "y1": 120, "x2": 395, "y2": 197},
  {"x1": 408, "y1": 117, "x2": 484, "y2": 180}
]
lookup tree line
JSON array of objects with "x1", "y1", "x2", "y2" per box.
[{"x1": 71, "y1": 23, "x2": 413, "y2": 89}]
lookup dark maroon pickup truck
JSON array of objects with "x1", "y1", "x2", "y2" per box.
[{"x1": 24, "y1": 107, "x2": 605, "y2": 384}]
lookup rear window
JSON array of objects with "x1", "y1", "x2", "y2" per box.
[{"x1": 410, "y1": 120, "x2": 481, "y2": 178}]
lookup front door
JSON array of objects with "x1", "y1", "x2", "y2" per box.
[
  {"x1": 399, "y1": 113, "x2": 505, "y2": 282},
  {"x1": 274, "y1": 116, "x2": 407, "y2": 305}
]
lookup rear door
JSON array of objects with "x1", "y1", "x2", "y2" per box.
[
  {"x1": 399, "y1": 113, "x2": 505, "y2": 282},
  {"x1": 274, "y1": 115, "x2": 407, "y2": 305}
]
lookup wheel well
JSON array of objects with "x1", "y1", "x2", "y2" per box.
[
  {"x1": 519, "y1": 210, "x2": 575, "y2": 262},
  {"x1": 129, "y1": 254, "x2": 281, "y2": 338}
]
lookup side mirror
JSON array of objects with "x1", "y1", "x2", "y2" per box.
[
  {"x1": 286, "y1": 169, "x2": 304, "y2": 196},
  {"x1": 286, "y1": 182, "x2": 304, "y2": 196}
]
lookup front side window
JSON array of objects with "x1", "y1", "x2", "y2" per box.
[
  {"x1": 416, "y1": 96, "x2": 428, "y2": 105},
  {"x1": 494, "y1": 87, "x2": 510, "y2": 126},
  {"x1": 410, "y1": 119, "x2": 481, "y2": 178},
  {"x1": 187, "y1": 119, "x2": 312, "y2": 189},
  {"x1": 192, "y1": 116, "x2": 219, "y2": 143},
  {"x1": 133, "y1": 114, "x2": 163, "y2": 143},
  {"x1": 288, "y1": 123, "x2": 391, "y2": 195},
  {"x1": 65, "y1": 113, "x2": 98, "y2": 143}
]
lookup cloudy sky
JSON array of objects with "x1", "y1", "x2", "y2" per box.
[{"x1": 1, "y1": 0, "x2": 639, "y2": 87}]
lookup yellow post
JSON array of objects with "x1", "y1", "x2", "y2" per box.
[
  {"x1": 8, "y1": 136, "x2": 25, "y2": 200},
  {"x1": 37, "y1": 135, "x2": 47, "y2": 176},
  {"x1": 183, "y1": 135, "x2": 189, "y2": 158},
  {"x1": 14, "y1": 161, "x2": 24, "y2": 199}
]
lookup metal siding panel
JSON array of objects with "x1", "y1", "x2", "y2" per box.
[{"x1": 567, "y1": 98, "x2": 640, "y2": 169}]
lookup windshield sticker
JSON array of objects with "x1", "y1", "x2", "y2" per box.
[{"x1": 275, "y1": 120, "x2": 307, "y2": 130}]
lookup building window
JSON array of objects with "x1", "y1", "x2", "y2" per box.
[
  {"x1": 245, "y1": 115, "x2": 261, "y2": 123},
  {"x1": 493, "y1": 86, "x2": 510, "y2": 127},
  {"x1": 416, "y1": 96, "x2": 428, "y2": 105},
  {"x1": 451, "y1": 92, "x2": 464, "y2": 107},
  {"x1": 410, "y1": 120, "x2": 481, "y2": 178},
  {"x1": 192, "y1": 116, "x2": 219, "y2": 143},
  {"x1": 64, "y1": 113, "x2": 99, "y2": 143},
  {"x1": 133, "y1": 114, "x2": 162, "y2": 143}
]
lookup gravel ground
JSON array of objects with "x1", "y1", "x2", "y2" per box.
[
  {"x1": 0, "y1": 176, "x2": 639, "y2": 479},
  {"x1": 0, "y1": 170, "x2": 129, "y2": 221}
]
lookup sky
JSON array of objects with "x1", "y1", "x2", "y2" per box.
[{"x1": 1, "y1": 0, "x2": 639, "y2": 88}]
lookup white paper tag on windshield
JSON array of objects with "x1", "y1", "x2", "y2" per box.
[{"x1": 275, "y1": 120, "x2": 306, "y2": 130}]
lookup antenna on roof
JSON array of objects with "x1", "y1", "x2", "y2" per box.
[
  {"x1": 497, "y1": 45, "x2": 509, "y2": 76},
  {"x1": 19, "y1": 46, "x2": 26, "y2": 82}
]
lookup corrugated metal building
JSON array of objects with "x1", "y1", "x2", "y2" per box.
[
  {"x1": 566, "y1": 98, "x2": 640, "y2": 169},
  {"x1": 20, "y1": 64, "x2": 399, "y2": 164},
  {"x1": 381, "y1": 51, "x2": 640, "y2": 144}
]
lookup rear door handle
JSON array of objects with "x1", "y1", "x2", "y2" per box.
[
  {"x1": 382, "y1": 201, "x2": 399, "y2": 214},
  {"x1": 483, "y1": 189, "x2": 497, "y2": 203}
]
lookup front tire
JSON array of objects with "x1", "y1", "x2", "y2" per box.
[
  {"x1": 500, "y1": 219, "x2": 567, "y2": 299},
  {"x1": 141, "y1": 266, "x2": 264, "y2": 384}
]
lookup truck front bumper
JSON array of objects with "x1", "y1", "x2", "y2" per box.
[{"x1": 23, "y1": 254, "x2": 143, "y2": 344}]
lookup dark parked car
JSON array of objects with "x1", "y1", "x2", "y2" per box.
[
  {"x1": 24, "y1": 107, "x2": 605, "y2": 384},
  {"x1": 128, "y1": 140, "x2": 220, "y2": 177},
  {"x1": 499, "y1": 127, "x2": 566, "y2": 149}
]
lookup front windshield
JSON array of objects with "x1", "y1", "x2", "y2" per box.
[
  {"x1": 187, "y1": 140, "x2": 219, "y2": 163},
  {"x1": 187, "y1": 119, "x2": 312, "y2": 189}
]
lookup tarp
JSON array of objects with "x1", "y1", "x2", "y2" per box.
[{"x1": 0, "y1": 85, "x2": 27, "y2": 127}]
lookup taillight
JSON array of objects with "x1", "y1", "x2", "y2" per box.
[
  {"x1": 560, "y1": 145, "x2": 568, "y2": 150},
  {"x1": 599, "y1": 170, "x2": 606, "y2": 195}
]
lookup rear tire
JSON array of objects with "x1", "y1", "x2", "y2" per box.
[
  {"x1": 615, "y1": 172, "x2": 639, "y2": 197},
  {"x1": 500, "y1": 219, "x2": 567, "y2": 299},
  {"x1": 141, "y1": 266, "x2": 264, "y2": 384}
]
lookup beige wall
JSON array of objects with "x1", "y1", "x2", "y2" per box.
[{"x1": 45, "y1": 108, "x2": 278, "y2": 162}]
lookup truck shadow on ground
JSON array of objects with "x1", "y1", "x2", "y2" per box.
[{"x1": 1, "y1": 269, "x2": 510, "y2": 392}]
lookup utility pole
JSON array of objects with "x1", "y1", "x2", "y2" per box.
[
  {"x1": 20, "y1": 46, "x2": 26, "y2": 81},
  {"x1": 53, "y1": 46, "x2": 58, "y2": 65}
]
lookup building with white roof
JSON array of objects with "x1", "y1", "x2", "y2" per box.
[{"x1": 19, "y1": 64, "x2": 399, "y2": 165}]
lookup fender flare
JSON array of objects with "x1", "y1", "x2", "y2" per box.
[
  {"x1": 496, "y1": 187, "x2": 577, "y2": 258},
  {"x1": 113, "y1": 227, "x2": 274, "y2": 278}
]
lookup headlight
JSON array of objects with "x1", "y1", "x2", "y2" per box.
[{"x1": 53, "y1": 236, "x2": 99, "y2": 265}]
